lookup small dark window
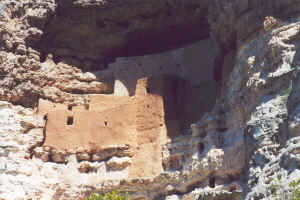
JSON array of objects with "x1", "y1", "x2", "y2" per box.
[
  {"x1": 209, "y1": 177, "x2": 215, "y2": 188},
  {"x1": 43, "y1": 114, "x2": 48, "y2": 120},
  {"x1": 85, "y1": 104, "x2": 90, "y2": 110},
  {"x1": 40, "y1": 52, "x2": 47, "y2": 63},
  {"x1": 198, "y1": 143, "x2": 205, "y2": 153},
  {"x1": 68, "y1": 105, "x2": 73, "y2": 111},
  {"x1": 67, "y1": 116, "x2": 74, "y2": 125},
  {"x1": 104, "y1": 121, "x2": 107, "y2": 126},
  {"x1": 147, "y1": 105, "x2": 150, "y2": 108},
  {"x1": 146, "y1": 86, "x2": 150, "y2": 93}
]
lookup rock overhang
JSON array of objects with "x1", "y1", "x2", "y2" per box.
[
  {"x1": 4, "y1": 0, "x2": 300, "y2": 199},
  {"x1": 36, "y1": 0, "x2": 210, "y2": 68}
]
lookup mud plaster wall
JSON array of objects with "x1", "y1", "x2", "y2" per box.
[
  {"x1": 36, "y1": 38, "x2": 218, "y2": 177},
  {"x1": 38, "y1": 96, "x2": 137, "y2": 151},
  {"x1": 37, "y1": 75, "x2": 179, "y2": 177},
  {"x1": 110, "y1": 38, "x2": 218, "y2": 129}
]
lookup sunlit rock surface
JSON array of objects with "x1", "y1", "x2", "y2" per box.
[{"x1": 1, "y1": 0, "x2": 300, "y2": 199}]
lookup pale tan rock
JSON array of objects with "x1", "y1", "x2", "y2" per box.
[
  {"x1": 43, "y1": 146, "x2": 52, "y2": 152},
  {"x1": 33, "y1": 147, "x2": 50, "y2": 162},
  {"x1": 27, "y1": 47, "x2": 41, "y2": 61},
  {"x1": 76, "y1": 152, "x2": 91, "y2": 162},
  {"x1": 263, "y1": 16, "x2": 279, "y2": 31},
  {"x1": 15, "y1": 44, "x2": 27, "y2": 55},
  {"x1": 50, "y1": 149, "x2": 67, "y2": 163},
  {"x1": 78, "y1": 162, "x2": 93, "y2": 173},
  {"x1": 106, "y1": 156, "x2": 132, "y2": 171}
]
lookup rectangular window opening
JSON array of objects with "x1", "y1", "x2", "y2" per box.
[
  {"x1": 67, "y1": 116, "x2": 74, "y2": 125},
  {"x1": 68, "y1": 105, "x2": 73, "y2": 111}
]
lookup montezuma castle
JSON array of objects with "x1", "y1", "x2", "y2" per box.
[
  {"x1": 38, "y1": 75, "x2": 181, "y2": 177},
  {"x1": 2, "y1": 1, "x2": 299, "y2": 199},
  {"x1": 35, "y1": 39, "x2": 223, "y2": 178}
]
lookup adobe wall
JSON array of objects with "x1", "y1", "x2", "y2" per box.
[
  {"x1": 110, "y1": 38, "x2": 218, "y2": 95},
  {"x1": 38, "y1": 96, "x2": 137, "y2": 151},
  {"x1": 37, "y1": 75, "x2": 173, "y2": 178},
  {"x1": 109, "y1": 38, "x2": 218, "y2": 131},
  {"x1": 36, "y1": 37, "x2": 219, "y2": 177}
]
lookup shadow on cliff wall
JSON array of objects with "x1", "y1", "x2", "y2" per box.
[
  {"x1": 31, "y1": 7, "x2": 218, "y2": 139},
  {"x1": 146, "y1": 75, "x2": 217, "y2": 139}
]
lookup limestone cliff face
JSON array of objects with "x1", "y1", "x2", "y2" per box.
[{"x1": 1, "y1": 0, "x2": 300, "y2": 200}]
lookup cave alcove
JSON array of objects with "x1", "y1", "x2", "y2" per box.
[{"x1": 33, "y1": 4, "x2": 222, "y2": 139}]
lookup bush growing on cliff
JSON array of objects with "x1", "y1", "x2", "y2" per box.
[
  {"x1": 266, "y1": 175, "x2": 300, "y2": 200},
  {"x1": 289, "y1": 179, "x2": 300, "y2": 200},
  {"x1": 280, "y1": 83, "x2": 292, "y2": 102},
  {"x1": 85, "y1": 191, "x2": 129, "y2": 200}
]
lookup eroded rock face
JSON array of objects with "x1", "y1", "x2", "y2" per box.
[
  {"x1": 38, "y1": 0, "x2": 210, "y2": 65},
  {"x1": 0, "y1": 0, "x2": 114, "y2": 107},
  {"x1": 2, "y1": 0, "x2": 300, "y2": 200}
]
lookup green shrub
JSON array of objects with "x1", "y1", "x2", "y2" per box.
[
  {"x1": 266, "y1": 175, "x2": 300, "y2": 200},
  {"x1": 280, "y1": 83, "x2": 292, "y2": 102},
  {"x1": 85, "y1": 191, "x2": 129, "y2": 200},
  {"x1": 289, "y1": 179, "x2": 300, "y2": 200}
]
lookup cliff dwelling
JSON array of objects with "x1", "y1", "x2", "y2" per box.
[
  {"x1": 36, "y1": 33, "x2": 222, "y2": 178},
  {"x1": 39, "y1": 75, "x2": 181, "y2": 177},
  {"x1": 33, "y1": 5, "x2": 224, "y2": 178},
  {"x1": 2, "y1": 0, "x2": 296, "y2": 199}
]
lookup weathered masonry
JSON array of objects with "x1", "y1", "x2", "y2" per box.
[
  {"x1": 36, "y1": 38, "x2": 220, "y2": 177},
  {"x1": 38, "y1": 75, "x2": 190, "y2": 177}
]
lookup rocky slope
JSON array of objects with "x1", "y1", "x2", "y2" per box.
[{"x1": 1, "y1": 0, "x2": 300, "y2": 200}]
